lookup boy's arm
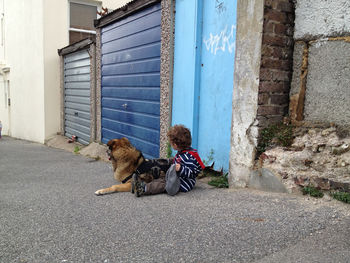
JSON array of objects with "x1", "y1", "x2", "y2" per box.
[{"x1": 176, "y1": 153, "x2": 202, "y2": 179}]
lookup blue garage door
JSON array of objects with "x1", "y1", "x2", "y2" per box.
[
  {"x1": 64, "y1": 49, "x2": 91, "y2": 145},
  {"x1": 100, "y1": 3, "x2": 161, "y2": 159}
]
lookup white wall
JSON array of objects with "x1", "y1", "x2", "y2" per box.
[
  {"x1": 43, "y1": 0, "x2": 69, "y2": 141},
  {"x1": 0, "y1": 0, "x2": 122, "y2": 143},
  {"x1": 1, "y1": 0, "x2": 45, "y2": 142}
]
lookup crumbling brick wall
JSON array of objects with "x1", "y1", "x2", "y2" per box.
[{"x1": 257, "y1": 0, "x2": 295, "y2": 128}]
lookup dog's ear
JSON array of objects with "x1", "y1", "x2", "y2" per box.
[
  {"x1": 107, "y1": 138, "x2": 131, "y2": 150},
  {"x1": 119, "y1": 137, "x2": 131, "y2": 147},
  {"x1": 107, "y1": 139, "x2": 116, "y2": 150}
]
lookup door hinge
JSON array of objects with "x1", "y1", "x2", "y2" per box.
[{"x1": 8, "y1": 98, "x2": 10, "y2": 106}]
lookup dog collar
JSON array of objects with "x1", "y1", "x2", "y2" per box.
[{"x1": 121, "y1": 152, "x2": 144, "y2": 184}]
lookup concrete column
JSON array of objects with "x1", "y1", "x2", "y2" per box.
[{"x1": 229, "y1": 0, "x2": 264, "y2": 188}]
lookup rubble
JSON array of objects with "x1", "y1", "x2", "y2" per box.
[{"x1": 259, "y1": 126, "x2": 350, "y2": 194}]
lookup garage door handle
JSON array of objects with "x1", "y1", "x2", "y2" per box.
[{"x1": 122, "y1": 103, "x2": 128, "y2": 109}]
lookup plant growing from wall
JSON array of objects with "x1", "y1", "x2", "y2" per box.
[
  {"x1": 257, "y1": 122, "x2": 294, "y2": 156},
  {"x1": 166, "y1": 142, "x2": 173, "y2": 158},
  {"x1": 202, "y1": 149, "x2": 215, "y2": 167}
]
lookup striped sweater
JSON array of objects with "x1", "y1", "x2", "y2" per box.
[{"x1": 174, "y1": 148, "x2": 205, "y2": 192}]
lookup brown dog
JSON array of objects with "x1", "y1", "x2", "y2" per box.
[{"x1": 95, "y1": 137, "x2": 152, "y2": 195}]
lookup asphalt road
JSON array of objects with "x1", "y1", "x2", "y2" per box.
[{"x1": 1, "y1": 137, "x2": 349, "y2": 263}]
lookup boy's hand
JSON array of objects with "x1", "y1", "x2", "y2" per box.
[{"x1": 175, "y1": 163, "x2": 181, "y2": 171}]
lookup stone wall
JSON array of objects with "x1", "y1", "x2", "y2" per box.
[
  {"x1": 290, "y1": 0, "x2": 350, "y2": 127},
  {"x1": 261, "y1": 126, "x2": 350, "y2": 194},
  {"x1": 256, "y1": 0, "x2": 350, "y2": 194},
  {"x1": 231, "y1": 0, "x2": 350, "y2": 193}
]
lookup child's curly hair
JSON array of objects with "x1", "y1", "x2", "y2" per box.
[{"x1": 167, "y1": 125, "x2": 192, "y2": 150}]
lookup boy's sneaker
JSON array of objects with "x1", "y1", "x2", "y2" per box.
[{"x1": 133, "y1": 173, "x2": 146, "y2": 197}]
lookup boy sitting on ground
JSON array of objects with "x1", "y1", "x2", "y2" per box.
[{"x1": 133, "y1": 124, "x2": 205, "y2": 197}]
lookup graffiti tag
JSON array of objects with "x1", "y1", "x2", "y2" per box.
[
  {"x1": 203, "y1": 25, "x2": 236, "y2": 55},
  {"x1": 215, "y1": 0, "x2": 226, "y2": 13}
]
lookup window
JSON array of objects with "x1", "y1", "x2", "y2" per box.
[{"x1": 69, "y1": 1, "x2": 98, "y2": 45}]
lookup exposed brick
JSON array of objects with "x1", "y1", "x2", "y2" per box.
[
  {"x1": 260, "y1": 68, "x2": 292, "y2": 82},
  {"x1": 276, "y1": 1, "x2": 293, "y2": 13},
  {"x1": 263, "y1": 34, "x2": 293, "y2": 47},
  {"x1": 259, "y1": 81, "x2": 290, "y2": 93},
  {"x1": 257, "y1": 115, "x2": 285, "y2": 128},
  {"x1": 281, "y1": 47, "x2": 294, "y2": 59},
  {"x1": 264, "y1": 9, "x2": 287, "y2": 23},
  {"x1": 258, "y1": 93, "x2": 270, "y2": 105},
  {"x1": 259, "y1": 115, "x2": 284, "y2": 125},
  {"x1": 261, "y1": 58, "x2": 292, "y2": 71},
  {"x1": 263, "y1": 22, "x2": 294, "y2": 37},
  {"x1": 263, "y1": 21, "x2": 275, "y2": 34},
  {"x1": 274, "y1": 23, "x2": 288, "y2": 35},
  {"x1": 258, "y1": 0, "x2": 294, "y2": 128},
  {"x1": 261, "y1": 45, "x2": 274, "y2": 57},
  {"x1": 260, "y1": 81, "x2": 283, "y2": 93},
  {"x1": 270, "y1": 94, "x2": 290, "y2": 105},
  {"x1": 262, "y1": 46, "x2": 293, "y2": 60},
  {"x1": 257, "y1": 105, "x2": 285, "y2": 116}
]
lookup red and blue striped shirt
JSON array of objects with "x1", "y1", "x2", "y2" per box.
[{"x1": 174, "y1": 148, "x2": 205, "y2": 192}]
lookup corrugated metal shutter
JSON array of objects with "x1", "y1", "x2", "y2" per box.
[
  {"x1": 64, "y1": 49, "x2": 91, "y2": 145},
  {"x1": 100, "y1": 3, "x2": 161, "y2": 159}
]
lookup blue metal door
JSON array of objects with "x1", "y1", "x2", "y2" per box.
[
  {"x1": 100, "y1": 3, "x2": 161, "y2": 159},
  {"x1": 172, "y1": 0, "x2": 237, "y2": 170},
  {"x1": 198, "y1": 1, "x2": 237, "y2": 170}
]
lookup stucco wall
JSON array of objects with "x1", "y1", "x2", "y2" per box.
[
  {"x1": 1, "y1": 0, "x2": 46, "y2": 142},
  {"x1": 44, "y1": 0, "x2": 69, "y2": 141},
  {"x1": 290, "y1": 0, "x2": 350, "y2": 127},
  {"x1": 294, "y1": 0, "x2": 350, "y2": 40},
  {"x1": 304, "y1": 40, "x2": 350, "y2": 125}
]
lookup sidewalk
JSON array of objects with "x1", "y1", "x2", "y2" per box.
[{"x1": 1, "y1": 136, "x2": 349, "y2": 263}]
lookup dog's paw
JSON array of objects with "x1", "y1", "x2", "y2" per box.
[{"x1": 95, "y1": 189, "x2": 105, "y2": 196}]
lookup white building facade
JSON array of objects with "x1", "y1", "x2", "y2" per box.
[{"x1": 0, "y1": 0, "x2": 127, "y2": 143}]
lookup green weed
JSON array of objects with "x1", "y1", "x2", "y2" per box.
[
  {"x1": 74, "y1": 146, "x2": 80, "y2": 154},
  {"x1": 331, "y1": 191, "x2": 350, "y2": 204},
  {"x1": 208, "y1": 173, "x2": 229, "y2": 188},
  {"x1": 257, "y1": 123, "x2": 294, "y2": 155},
  {"x1": 203, "y1": 149, "x2": 215, "y2": 166},
  {"x1": 302, "y1": 186, "x2": 324, "y2": 198},
  {"x1": 166, "y1": 142, "x2": 173, "y2": 158}
]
